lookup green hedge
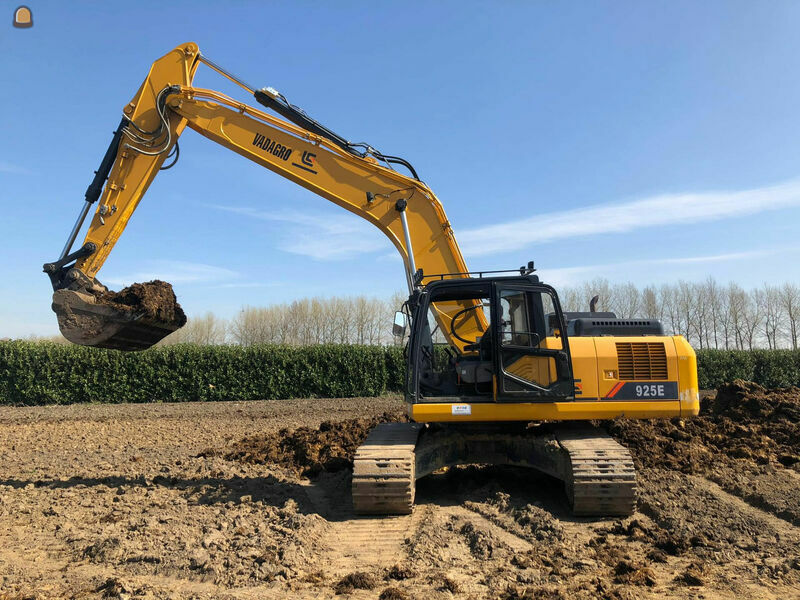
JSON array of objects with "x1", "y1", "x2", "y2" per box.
[
  {"x1": 0, "y1": 341, "x2": 404, "y2": 405},
  {"x1": 695, "y1": 349, "x2": 800, "y2": 389},
  {"x1": 1, "y1": 342, "x2": 799, "y2": 405}
]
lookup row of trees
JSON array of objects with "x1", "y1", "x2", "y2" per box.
[
  {"x1": 558, "y1": 278, "x2": 800, "y2": 350},
  {"x1": 161, "y1": 292, "x2": 407, "y2": 347},
  {"x1": 151, "y1": 278, "x2": 800, "y2": 351}
]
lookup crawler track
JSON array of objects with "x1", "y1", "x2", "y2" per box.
[
  {"x1": 352, "y1": 422, "x2": 423, "y2": 514},
  {"x1": 556, "y1": 428, "x2": 637, "y2": 516}
]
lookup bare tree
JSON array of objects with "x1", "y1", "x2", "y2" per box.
[
  {"x1": 740, "y1": 289, "x2": 762, "y2": 350},
  {"x1": 228, "y1": 306, "x2": 274, "y2": 346},
  {"x1": 780, "y1": 283, "x2": 800, "y2": 350},
  {"x1": 757, "y1": 284, "x2": 783, "y2": 349},
  {"x1": 703, "y1": 277, "x2": 722, "y2": 349},
  {"x1": 559, "y1": 286, "x2": 585, "y2": 313},
  {"x1": 659, "y1": 284, "x2": 680, "y2": 338},
  {"x1": 611, "y1": 282, "x2": 641, "y2": 318},
  {"x1": 641, "y1": 285, "x2": 661, "y2": 321}
]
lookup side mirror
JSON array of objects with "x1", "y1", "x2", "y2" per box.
[{"x1": 392, "y1": 311, "x2": 407, "y2": 338}]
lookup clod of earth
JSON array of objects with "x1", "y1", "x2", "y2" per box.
[
  {"x1": 97, "y1": 280, "x2": 187, "y2": 325},
  {"x1": 378, "y1": 587, "x2": 410, "y2": 600},
  {"x1": 334, "y1": 571, "x2": 378, "y2": 594},
  {"x1": 386, "y1": 564, "x2": 417, "y2": 580},
  {"x1": 675, "y1": 561, "x2": 707, "y2": 586},
  {"x1": 203, "y1": 411, "x2": 406, "y2": 477},
  {"x1": 612, "y1": 560, "x2": 656, "y2": 586}
]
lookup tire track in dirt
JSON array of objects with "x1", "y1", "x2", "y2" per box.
[
  {"x1": 323, "y1": 514, "x2": 419, "y2": 573},
  {"x1": 301, "y1": 474, "x2": 423, "y2": 576},
  {"x1": 693, "y1": 474, "x2": 800, "y2": 537},
  {"x1": 452, "y1": 504, "x2": 533, "y2": 554},
  {"x1": 702, "y1": 466, "x2": 800, "y2": 527}
]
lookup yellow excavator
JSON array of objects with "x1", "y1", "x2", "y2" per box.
[{"x1": 44, "y1": 43, "x2": 699, "y2": 516}]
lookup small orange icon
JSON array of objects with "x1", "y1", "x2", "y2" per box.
[{"x1": 13, "y1": 6, "x2": 33, "y2": 28}]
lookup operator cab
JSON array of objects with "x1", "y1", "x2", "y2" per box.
[{"x1": 406, "y1": 274, "x2": 574, "y2": 404}]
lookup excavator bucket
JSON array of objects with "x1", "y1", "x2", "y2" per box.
[{"x1": 51, "y1": 280, "x2": 186, "y2": 351}]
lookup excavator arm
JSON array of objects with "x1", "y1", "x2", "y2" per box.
[{"x1": 44, "y1": 43, "x2": 484, "y2": 351}]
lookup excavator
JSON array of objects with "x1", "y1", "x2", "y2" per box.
[{"x1": 43, "y1": 43, "x2": 699, "y2": 517}]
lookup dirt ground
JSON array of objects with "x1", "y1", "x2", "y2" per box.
[{"x1": 1, "y1": 383, "x2": 799, "y2": 599}]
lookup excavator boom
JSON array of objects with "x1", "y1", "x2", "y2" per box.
[{"x1": 45, "y1": 43, "x2": 482, "y2": 351}]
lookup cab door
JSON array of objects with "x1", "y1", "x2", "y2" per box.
[{"x1": 492, "y1": 283, "x2": 575, "y2": 400}]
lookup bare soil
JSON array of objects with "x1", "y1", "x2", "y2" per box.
[{"x1": 1, "y1": 384, "x2": 799, "y2": 599}]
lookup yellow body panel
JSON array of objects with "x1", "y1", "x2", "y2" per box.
[
  {"x1": 504, "y1": 354, "x2": 553, "y2": 387},
  {"x1": 410, "y1": 400, "x2": 683, "y2": 422},
  {"x1": 674, "y1": 336, "x2": 700, "y2": 416},
  {"x1": 413, "y1": 334, "x2": 699, "y2": 423},
  {"x1": 567, "y1": 337, "x2": 600, "y2": 399}
]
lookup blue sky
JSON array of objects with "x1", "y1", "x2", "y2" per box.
[{"x1": 3, "y1": 1, "x2": 800, "y2": 337}]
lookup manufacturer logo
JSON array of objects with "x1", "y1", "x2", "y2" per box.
[
  {"x1": 292, "y1": 150, "x2": 317, "y2": 174},
  {"x1": 252, "y1": 133, "x2": 292, "y2": 161}
]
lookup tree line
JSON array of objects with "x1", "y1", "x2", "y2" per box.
[
  {"x1": 557, "y1": 278, "x2": 800, "y2": 350},
  {"x1": 160, "y1": 292, "x2": 408, "y2": 347}
]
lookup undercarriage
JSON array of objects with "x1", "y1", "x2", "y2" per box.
[{"x1": 352, "y1": 422, "x2": 636, "y2": 517}]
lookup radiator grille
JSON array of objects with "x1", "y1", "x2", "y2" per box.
[{"x1": 616, "y1": 342, "x2": 668, "y2": 380}]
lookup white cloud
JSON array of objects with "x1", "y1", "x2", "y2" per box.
[
  {"x1": 459, "y1": 179, "x2": 800, "y2": 257},
  {"x1": 210, "y1": 205, "x2": 387, "y2": 260},
  {"x1": 538, "y1": 248, "x2": 777, "y2": 287},
  {"x1": 212, "y1": 282, "x2": 282, "y2": 289},
  {"x1": 0, "y1": 161, "x2": 31, "y2": 175},
  {"x1": 104, "y1": 260, "x2": 239, "y2": 287}
]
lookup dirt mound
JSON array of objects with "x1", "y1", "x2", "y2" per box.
[
  {"x1": 607, "y1": 379, "x2": 800, "y2": 525},
  {"x1": 378, "y1": 587, "x2": 410, "y2": 600},
  {"x1": 97, "y1": 280, "x2": 186, "y2": 325},
  {"x1": 607, "y1": 379, "x2": 800, "y2": 472},
  {"x1": 334, "y1": 571, "x2": 378, "y2": 594},
  {"x1": 207, "y1": 411, "x2": 406, "y2": 476},
  {"x1": 712, "y1": 379, "x2": 800, "y2": 422}
]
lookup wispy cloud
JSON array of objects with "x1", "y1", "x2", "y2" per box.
[
  {"x1": 104, "y1": 260, "x2": 239, "y2": 287},
  {"x1": 212, "y1": 282, "x2": 282, "y2": 289},
  {"x1": 538, "y1": 248, "x2": 779, "y2": 287},
  {"x1": 210, "y1": 205, "x2": 387, "y2": 260},
  {"x1": 459, "y1": 179, "x2": 800, "y2": 257},
  {"x1": 0, "y1": 161, "x2": 32, "y2": 175}
]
